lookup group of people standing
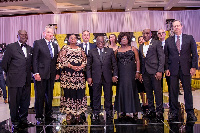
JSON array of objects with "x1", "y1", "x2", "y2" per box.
[{"x1": 1, "y1": 19, "x2": 198, "y2": 131}]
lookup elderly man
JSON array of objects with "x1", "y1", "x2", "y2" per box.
[
  {"x1": 139, "y1": 29, "x2": 165, "y2": 122},
  {"x1": 2, "y1": 30, "x2": 33, "y2": 131},
  {"x1": 86, "y1": 36, "x2": 118, "y2": 124},
  {"x1": 33, "y1": 26, "x2": 59, "y2": 125}
]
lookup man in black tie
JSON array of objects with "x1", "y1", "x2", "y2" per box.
[
  {"x1": 86, "y1": 36, "x2": 118, "y2": 123},
  {"x1": 79, "y1": 30, "x2": 96, "y2": 110},
  {"x1": 164, "y1": 20, "x2": 198, "y2": 122},
  {"x1": 33, "y1": 26, "x2": 59, "y2": 125},
  {"x1": 2, "y1": 30, "x2": 34, "y2": 131}
]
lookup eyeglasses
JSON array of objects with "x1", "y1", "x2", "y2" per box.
[
  {"x1": 157, "y1": 32, "x2": 165, "y2": 35},
  {"x1": 122, "y1": 37, "x2": 128, "y2": 40}
]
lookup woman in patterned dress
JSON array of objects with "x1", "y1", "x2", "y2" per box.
[{"x1": 57, "y1": 34, "x2": 87, "y2": 124}]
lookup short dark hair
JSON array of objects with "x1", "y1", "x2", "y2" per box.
[
  {"x1": 109, "y1": 34, "x2": 117, "y2": 44},
  {"x1": 118, "y1": 32, "x2": 131, "y2": 45},
  {"x1": 173, "y1": 20, "x2": 182, "y2": 26}
]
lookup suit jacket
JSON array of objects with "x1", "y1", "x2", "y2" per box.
[
  {"x1": 164, "y1": 34, "x2": 198, "y2": 76},
  {"x1": 2, "y1": 42, "x2": 33, "y2": 87},
  {"x1": 139, "y1": 39, "x2": 165, "y2": 75},
  {"x1": 86, "y1": 47, "x2": 118, "y2": 83},
  {"x1": 33, "y1": 39, "x2": 58, "y2": 80},
  {"x1": 79, "y1": 42, "x2": 96, "y2": 56}
]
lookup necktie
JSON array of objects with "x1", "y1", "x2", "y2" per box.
[
  {"x1": 144, "y1": 41, "x2": 150, "y2": 45},
  {"x1": 176, "y1": 36, "x2": 180, "y2": 53},
  {"x1": 100, "y1": 49, "x2": 103, "y2": 61},
  {"x1": 21, "y1": 43, "x2": 27, "y2": 48},
  {"x1": 85, "y1": 43, "x2": 88, "y2": 55},
  {"x1": 48, "y1": 42, "x2": 53, "y2": 58}
]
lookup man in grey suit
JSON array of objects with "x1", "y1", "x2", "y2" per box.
[
  {"x1": 164, "y1": 20, "x2": 198, "y2": 122},
  {"x1": 2, "y1": 30, "x2": 34, "y2": 131},
  {"x1": 139, "y1": 29, "x2": 165, "y2": 121},
  {"x1": 86, "y1": 36, "x2": 118, "y2": 123},
  {"x1": 33, "y1": 26, "x2": 59, "y2": 125}
]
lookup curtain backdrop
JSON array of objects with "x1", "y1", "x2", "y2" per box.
[{"x1": 0, "y1": 10, "x2": 200, "y2": 46}]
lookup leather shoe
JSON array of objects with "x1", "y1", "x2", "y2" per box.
[
  {"x1": 187, "y1": 113, "x2": 197, "y2": 122},
  {"x1": 145, "y1": 111, "x2": 156, "y2": 119},
  {"x1": 156, "y1": 113, "x2": 164, "y2": 122},
  {"x1": 92, "y1": 114, "x2": 100, "y2": 124},
  {"x1": 12, "y1": 124, "x2": 20, "y2": 133},
  {"x1": 106, "y1": 115, "x2": 113, "y2": 124},
  {"x1": 36, "y1": 118, "x2": 44, "y2": 125},
  {"x1": 20, "y1": 120, "x2": 35, "y2": 128},
  {"x1": 168, "y1": 113, "x2": 178, "y2": 122},
  {"x1": 45, "y1": 116, "x2": 56, "y2": 122}
]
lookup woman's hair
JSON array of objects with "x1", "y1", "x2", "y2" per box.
[
  {"x1": 109, "y1": 34, "x2": 117, "y2": 44},
  {"x1": 118, "y1": 32, "x2": 131, "y2": 45}
]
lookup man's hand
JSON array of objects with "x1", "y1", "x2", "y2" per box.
[
  {"x1": 112, "y1": 76, "x2": 118, "y2": 83},
  {"x1": 155, "y1": 72, "x2": 162, "y2": 80},
  {"x1": 34, "y1": 74, "x2": 41, "y2": 81},
  {"x1": 87, "y1": 78, "x2": 93, "y2": 86},
  {"x1": 190, "y1": 68, "x2": 196, "y2": 76},
  {"x1": 55, "y1": 74, "x2": 60, "y2": 80},
  {"x1": 135, "y1": 73, "x2": 140, "y2": 80},
  {"x1": 165, "y1": 70, "x2": 170, "y2": 76}
]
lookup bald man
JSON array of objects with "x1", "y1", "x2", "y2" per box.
[
  {"x1": 139, "y1": 29, "x2": 165, "y2": 122},
  {"x1": 2, "y1": 30, "x2": 34, "y2": 131}
]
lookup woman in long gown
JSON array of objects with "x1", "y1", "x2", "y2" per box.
[
  {"x1": 57, "y1": 34, "x2": 87, "y2": 124},
  {"x1": 114, "y1": 32, "x2": 141, "y2": 121}
]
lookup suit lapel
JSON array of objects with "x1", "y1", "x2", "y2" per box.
[
  {"x1": 181, "y1": 34, "x2": 186, "y2": 53},
  {"x1": 42, "y1": 39, "x2": 51, "y2": 58},
  {"x1": 102, "y1": 48, "x2": 107, "y2": 62},
  {"x1": 94, "y1": 49, "x2": 101, "y2": 61},
  {"x1": 171, "y1": 36, "x2": 179, "y2": 53},
  {"x1": 15, "y1": 42, "x2": 25, "y2": 57}
]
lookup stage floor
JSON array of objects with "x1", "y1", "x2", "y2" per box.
[{"x1": 0, "y1": 90, "x2": 200, "y2": 133}]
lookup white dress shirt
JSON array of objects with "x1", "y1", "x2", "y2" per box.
[
  {"x1": 143, "y1": 38, "x2": 152, "y2": 57},
  {"x1": 83, "y1": 42, "x2": 89, "y2": 55}
]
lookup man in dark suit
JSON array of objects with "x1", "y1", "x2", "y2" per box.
[
  {"x1": 86, "y1": 36, "x2": 118, "y2": 123},
  {"x1": 2, "y1": 30, "x2": 33, "y2": 131},
  {"x1": 139, "y1": 29, "x2": 165, "y2": 121},
  {"x1": 164, "y1": 20, "x2": 198, "y2": 122},
  {"x1": 0, "y1": 53, "x2": 7, "y2": 104},
  {"x1": 79, "y1": 30, "x2": 96, "y2": 110},
  {"x1": 33, "y1": 26, "x2": 59, "y2": 125}
]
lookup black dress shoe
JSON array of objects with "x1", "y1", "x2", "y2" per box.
[
  {"x1": 145, "y1": 111, "x2": 156, "y2": 119},
  {"x1": 12, "y1": 124, "x2": 20, "y2": 133},
  {"x1": 156, "y1": 113, "x2": 164, "y2": 122},
  {"x1": 36, "y1": 118, "x2": 44, "y2": 125},
  {"x1": 20, "y1": 121, "x2": 35, "y2": 128},
  {"x1": 168, "y1": 113, "x2": 178, "y2": 122},
  {"x1": 106, "y1": 115, "x2": 113, "y2": 124},
  {"x1": 187, "y1": 113, "x2": 197, "y2": 122},
  {"x1": 45, "y1": 116, "x2": 57, "y2": 122},
  {"x1": 92, "y1": 114, "x2": 100, "y2": 124}
]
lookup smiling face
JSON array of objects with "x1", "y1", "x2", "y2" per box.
[
  {"x1": 138, "y1": 36, "x2": 144, "y2": 45},
  {"x1": 82, "y1": 31, "x2": 90, "y2": 43},
  {"x1": 17, "y1": 30, "x2": 28, "y2": 44},
  {"x1": 96, "y1": 36, "x2": 105, "y2": 49}
]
